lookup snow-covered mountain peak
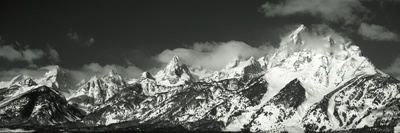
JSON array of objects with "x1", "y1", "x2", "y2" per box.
[
  {"x1": 257, "y1": 56, "x2": 268, "y2": 69},
  {"x1": 264, "y1": 25, "x2": 377, "y2": 101},
  {"x1": 204, "y1": 56, "x2": 263, "y2": 81},
  {"x1": 247, "y1": 56, "x2": 256, "y2": 63},
  {"x1": 280, "y1": 24, "x2": 306, "y2": 47},
  {"x1": 165, "y1": 55, "x2": 181, "y2": 70},
  {"x1": 88, "y1": 75, "x2": 99, "y2": 82},
  {"x1": 189, "y1": 65, "x2": 213, "y2": 81},
  {"x1": 37, "y1": 65, "x2": 78, "y2": 95},
  {"x1": 154, "y1": 55, "x2": 194, "y2": 86},
  {"x1": 277, "y1": 24, "x2": 353, "y2": 57},
  {"x1": 43, "y1": 65, "x2": 62, "y2": 78},
  {"x1": 224, "y1": 56, "x2": 242, "y2": 69},
  {"x1": 268, "y1": 24, "x2": 365, "y2": 67},
  {"x1": 0, "y1": 74, "x2": 35, "y2": 88},
  {"x1": 141, "y1": 71, "x2": 154, "y2": 79},
  {"x1": 223, "y1": 56, "x2": 261, "y2": 71},
  {"x1": 68, "y1": 70, "x2": 128, "y2": 111},
  {"x1": 102, "y1": 70, "x2": 123, "y2": 82},
  {"x1": 108, "y1": 69, "x2": 118, "y2": 77}
]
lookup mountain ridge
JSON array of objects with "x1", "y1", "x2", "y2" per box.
[{"x1": 0, "y1": 24, "x2": 399, "y2": 132}]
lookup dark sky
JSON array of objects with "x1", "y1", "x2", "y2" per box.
[{"x1": 0, "y1": 0, "x2": 399, "y2": 73}]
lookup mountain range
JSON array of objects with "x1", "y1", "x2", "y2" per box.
[{"x1": 0, "y1": 25, "x2": 399, "y2": 132}]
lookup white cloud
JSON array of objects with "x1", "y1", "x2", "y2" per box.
[
  {"x1": 47, "y1": 45, "x2": 61, "y2": 63},
  {"x1": 282, "y1": 24, "x2": 350, "y2": 54},
  {"x1": 260, "y1": 0, "x2": 369, "y2": 25},
  {"x1": 75, "y1": 63, "x2": 143, "y2": 80},
  {"x1": 358, "y1": 23, "x2": 400, "y2": 41},
  {"x1": 260, "y1": 0, "x2": 400, "y2": 42},
  {"x1": 84, "y1": 38, "x2": 95, "y2": 46},
  {"x1": 0, "y1": 45, "x2": 45, "y2": 64},
  {"x1": 383, "y1": 57, "x2": 400, "y2": 80},
  {"x1": 67, "y1": 30, "x2": 79, "y2": 41},
  {"x1": 154, "y1": 41, "x2": 274, "y2": 70},
  {"x1": 0, "y1": 43, "x2": 63, "y2": 67},
  {"x1": 0, "y1": 68, "x2": 48, "y2": 81}
]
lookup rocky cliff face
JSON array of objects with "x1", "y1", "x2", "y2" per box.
[
  {"x1": 154, "y1": 55, "x2": 194, "y2": 86},
  {"x1": 303, "y1": 73, "x2": 400, "y2": 132},
  {"x1": 67, "y1": 70, "x2": 127, "y2": 114}
]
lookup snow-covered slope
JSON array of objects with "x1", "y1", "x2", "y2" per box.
[
  {"x1": 0, "y1": 75, "x2": 36, "y2": 90},
  {"x1": 243, "y1": 79, "x2": 306, "y2": 132},
  {"x1": 263, "y1": 25, "x2": 377, "y2": 117},
  {"x1": 203, "y1": 56, "x2": 263, "y2": 82},
  {"x1": 303, "y1": 73, "x2": 400, "y2": 132},
  {"x1": 0, "y1": 86, "x2": 84, "y2": 127},
  {"x1": 188, "y1": 65, "x2": 213, "y2": 81}
]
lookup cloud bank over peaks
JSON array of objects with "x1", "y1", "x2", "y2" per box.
[
  {"x1": 47, "y1": 45, "x2": 61, "y2": 63},
  {"x1": 358, "y1": 23, "x2": 400, "y2": 41},
  {"x1": 260, "y1": 0, "x2": 400, "y2": 42},
  {"x1": 260, "y1": 0, "x2": 368, "y2": 25},
  {"x1": 0, "y1": 41, "x2": 61, "y2": 68},
  {"x1": 154, "y1": 24, "x2": 360, "y2": 72},
  {"x1": 74, "y1": 63, "x2": 143, "y2": 80},
  {"x1": 154, "y1": 41, "x2": 274, "y2": 70},
  {"x1": 0, "y1": 44, "x2": 45, "y2": 63},
  {"x1": 279, "y1": 24, "x2": 353, "y2": 55}
]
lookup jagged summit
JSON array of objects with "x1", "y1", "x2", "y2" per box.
[
  {"x1": 264, "y1": 25, "x2": 377, "y2": 110},
  {"x1": 103, "y1": 70, "x2": 124, "y2": 83},
  {"x1": 278, "y1": 24, "x2": 353, "y2": 56},
  {"x1": 280, "y1": 24, "x2": 306, "y2": 47},
  {"x1": 247, "y1": 56, "x2": 256, "y2": 63},
  {"x1": 89, "y1": 75, "x2": 99, "y2": 82},
  {"x1": 225, "y1": 56, "x2": 242, "y2": 69},
  {"x1": 0, "y1": 74, "x2": 34, "y2": 89},
  {"x1": 205, "y1": 56, "x2": 263, "y2": 81},
  {"x1": 169, "y1": 55, "x2": 180, "y2": 66},
  {"x1": 163, "y1": 55, "x2": 185, "y2": 75},
  {"x1": 43, "y1": 65, "x2": 62, "y2": 78},
  {"x1": 224, "y1": 56, "x2": 259, "y2": 71},
  {"x1": 257, "y1": 56, "x2": 268, "y2": 69},
  {"x1": 188, "y1": 65, "x2": 213, "y2": 81},
  {"x1": 103, "y1": 70, "x2": 121, "y2": 79},
  {"x1": 140, "y1": 71, "x2": 154, "y2": 79},
  {"x1": 36, "y1": 65, "x2": 77, "y2": 96},
  {"x1": 108, "y1": 69, "x2": 118, "y2": 77},
  {"x1": 68, "y1": 70, "x2": 127, "y2": 113},
  {"x1": 154, "y1": 55, "x2": 194, "y2": 86}
]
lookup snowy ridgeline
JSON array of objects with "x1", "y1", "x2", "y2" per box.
[{"x1": 0, "y1": 25, "x2": 399, "y2": 132}]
